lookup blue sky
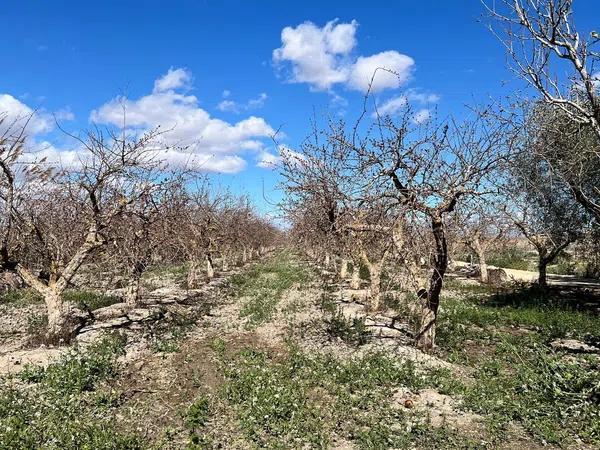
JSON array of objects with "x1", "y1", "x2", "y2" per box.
[{"x1": 1, "y1": 1, "x2": 598, "y2": 217}]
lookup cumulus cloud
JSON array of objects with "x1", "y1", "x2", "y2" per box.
[
  {"x1": 348, "y1": 51, "x2": 414, "y2": 93},
  {"x1": 374, "y1": 95, "x2": 408, "y2": 117},
  {"x1": 373, "y1": 89, "x2": 439, "y2": 118},
  {"x1": 412, "y1": 109, "x2": 431, "y2": 124},
  {"x1": 273, "y1": 19, "x2": 414, "y2": 93},
  {"x1": 217, "y1": 92, "x2": 268, "y2": 114},
  {"x1": 153, "y1": 67, "x2": 193, "y2": 93},
  {"x1": 91, "y1": 68, "x2": 275, "y2": 173},
  {"x1": 0, "y1": 94, "x2": 54, "y2": 135},
  {"x1": 256, "y1": 144, "x2": 305, "y2": 170},
  {"x1": 256, "y1": 150, "x2": 280, "y2": 169},
  {"x1": 273, "y1": 19, "x2": 356, "y2": 91}
]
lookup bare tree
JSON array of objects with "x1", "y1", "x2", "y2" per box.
[
  {"x1": 452, "y1": 200, "x2": 508, "y2": 283},
  {"x1": 13, "y1": 126, "x2": 164, "y2": 342}
]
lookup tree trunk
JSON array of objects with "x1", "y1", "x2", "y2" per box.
[
  {"x1": 187, "y1": 260, "x2": 201, "y2": 288},
  {"x1": 471, "y1": 237, "x2": 488, "y2": 283},
  {"x1": 15, "y1": 226, "x2": 102, "y2": 342},
  {"x1": 124, "y1": 273, "x2": 142, "y2": 306},
  {"x1": 368, "y1": 262, "x2": 382, "y2": 311},
  {"x1": 339, "y1": 258, "x2": 348, "y2": 279},
  {"x1": 45, "y1": 288, "x2": 76, "y2": 343},
  {"x1": 538, "y1": 257, "x2": 548, "y2": 287},
  {"x1": 350, "y1": 262, "x2": 361, "y2": 289},
  {"x1": 242, "y1": 247, "x2": 248, "y2": 263},
  {"x1": 416, "y1": 216, "x2": 448, "y2": 350},
  {"x1": 206, "y1": 254, "x2": 215, "y2": 279},
  {"x1": 222, "y1": 253, "x2": 229, "y2": 271},
  {"x1": 324, "y1": 252, "x2": 331, "y2": 269}
]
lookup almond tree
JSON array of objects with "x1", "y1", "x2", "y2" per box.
[
  {"x1": 13, "y1": 127, "x2": 163, "y2": 342},
  {"x1": 452, "y1": 200, "x2": 509, "y2": 282},
  {"x1": 337, "y1": 109, "x2": 506, "y2": 349},
  {"x1": 0, "y1": 114, "x2": 50, "y2": 273},
  {"x1": 111, "y1": 175, "x2": 186, "y2": 306}
]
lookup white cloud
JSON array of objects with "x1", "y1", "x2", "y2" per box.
[
  {"x1": 413, "y1": 109, "x2": 431, "y2": 124},
  {"x1": 256, "y1": 150, "x2": 280, "y2": 169},
  {"x1": 217, "y1": 92, "x2": 268, "y2": 114},
  {"x1": 348, "y1": 51, "x2": 414, "y2": 93},
  {"x1": 0, "y1": 94, "x2": 54, "y2": 135},
  {"x1": 273, "y1": 19, "x2": 356, "y2": 91},
  {"x1": 374, "y1": 95, "x2": 408, "y2": 117},
  {"x1": 273, "y1": 19, "x2": 414, "y2": 94},
  {"x1": 153, "y1": 67, "x2": 193, "y2": 93},
  {"x1": 217, "y1": 99, "x2": 238, "y2": 113},
  {"x1": 247, "y1": 92, "x2": 268, "y2": 109},
  {"x1": 256, "y1": 144, "x2": 305, "y2": 170},
  {"x1": 91, "y1": 68, "x2": 275, "y2": 173},
  {"x1": 373, "y1": 89, "x2": 439, "y2": 118},
  {"x1": 222, "y1": 89, "x2": 231, "y2": 98},
  {"x1": 406, "y1": 90, "x2": 440, "y2": 104}
]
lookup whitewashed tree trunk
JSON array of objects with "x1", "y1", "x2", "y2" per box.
[
  {"x1": 368, "y1": 262, "x2": 382, "y2": 311},
  {"x1": 187, "y1": 260, "x2": 201, "y2": 288},
  {"x1": 15, "y1": 226, "x2": 102, "y2": 342},
  {"x1": 124, "y1": 272, "x2": 142, "y2": 306},
  {"x1": 324, "y1": 253, "x2": 331, "y2": 268},
  {"x1": 339, "y1": 258, "x2": 349, "y2": 279},
  {"x1": 206, "y1": 254, "x2": 215, "y2": 279},
  {"x1": 222, "y1": 252, "x2": 229, "y2": 271},
  {"x1": 416, "y1": 302, "x2": 436, "y2": 350},
  {"x1": 350, "y1": 262, "x2": 361, "y2": 289},
  {"x1": 469, "y1": 236, "x2": 488, "y2": 283}
]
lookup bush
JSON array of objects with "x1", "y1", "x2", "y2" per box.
[{"x1": 325, "y1": 308, "x2": 371, "y2": 346}]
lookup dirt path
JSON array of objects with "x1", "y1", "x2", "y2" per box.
[{"x1": 106, "y1": 256, "x2": 482, "y2": 448}]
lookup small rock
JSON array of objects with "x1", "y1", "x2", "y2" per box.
[
  {"x1": 550, "y1": 338, "x2": 599, "y2": 353},
  {"x1": 127, "y1": 308, "x2": 154, "y2": 322}
]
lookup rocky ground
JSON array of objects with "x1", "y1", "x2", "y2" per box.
[{"x1": 0, "y1": 252, "x2": 599, "y2": 449}]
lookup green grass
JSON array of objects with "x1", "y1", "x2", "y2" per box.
[
  {"x1": 184, "y1": 394, "x2": 213, "y2": 447},
  {"x1": 0, "y1": 289, "x2": 121, "y2": 311},
  {"x1": 144, "y1": 263, "x2": 189, "y2": 284},
  {"x1": 436, "y1": 280, "x2": 600, "y2": 447},
  {"x1": 0, "y1": 288, "x2": 43, "y2": 307},
  {"x1": 487, "y1": 248, "x2": 532, "y2": 271},
  {"x1": 232, "y1": 252, "x2": 312, "y2": 328},
  {"x1": 0, "y1": 333, "x2": 143, "y2": 449},
  {"x1": 217, "y1": 344, "x2": 475, "y2": 449},
  {"x1": 64, "y1": 290, "x2": 121, "y2": 311}
]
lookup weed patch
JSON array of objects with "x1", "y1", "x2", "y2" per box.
[
  {"x1": 233, "y1": 252, "x2": 312, "y2": 328},
  {"x1": 217, "y1": 343, "x2": 476, "y2": 449},
  {"x1": 0, "y1": 333, "x2": 143, "y2": 449}
]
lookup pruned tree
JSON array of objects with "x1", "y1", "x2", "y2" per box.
[
  {"x1": 282, "y1": 104, "x2": 507, "y2": 349},
  {"x1": 452, "y1": 199, "x2": 509, "y2": 283},
  {"x1": 13, "y1": 126, "x2": 164, "y2": 342}
]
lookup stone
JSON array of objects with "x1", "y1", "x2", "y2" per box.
[
  {"x1": 487, "y1": 268, "x2": 508, "y2": 286},
  {"x1": 127, "y1": 308, "x2": 155, "y2": 322},
  {"x1": 550, "y1": 339, "x2": 600, "y2": 353},
  {"x1": 92, "y1": 303, "x2": 129, "y2": 321},
  {"x1": 0, "y1": 271, "x2": 24, "y2": 293}
]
